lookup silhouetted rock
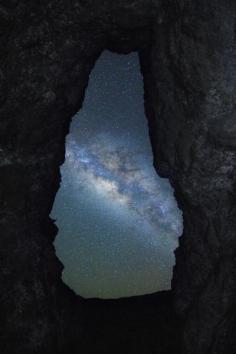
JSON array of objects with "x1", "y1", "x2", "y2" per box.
[{"x1": 0, "y1": 1, "x2": 236, "y2": 354}]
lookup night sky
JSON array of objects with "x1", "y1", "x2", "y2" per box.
[{"x1": 51, "y1": 51, "x2": 183, "y2": 299}]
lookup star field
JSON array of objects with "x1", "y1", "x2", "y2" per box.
[{"x1": 51, "y1": 51, "x2": 183, "y2": 299}]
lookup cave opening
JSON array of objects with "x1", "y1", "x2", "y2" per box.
[{"x1": 50, "y1": 50, "x2": 183, "y2": 299}]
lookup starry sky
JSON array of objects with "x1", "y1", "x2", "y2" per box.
[{"x1": 51, "y1": 51, "x2": 183, "y2": 299}]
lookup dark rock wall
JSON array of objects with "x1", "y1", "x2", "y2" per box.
[
  {"x1": 141, "y1": 1, "x2": 236, "y2": 353},
  {"x1": 0, "y1": 1, "x2": 235, "y2": 353}
]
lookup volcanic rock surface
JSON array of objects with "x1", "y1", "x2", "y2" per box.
[{"x1": 0, "y1": 1, "x2": 236, "y2": 354}]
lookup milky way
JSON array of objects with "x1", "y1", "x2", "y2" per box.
[{"x1": 51, "y1": 51, "x2": 183, "y2": 299}]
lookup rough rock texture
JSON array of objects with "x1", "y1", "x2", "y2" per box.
[
  {"x1": 0, "y1": 1, "x2": 236, "y2": 354},
  {"x1": 140, "y1": 2, "x2": 236, "y2": 353}
]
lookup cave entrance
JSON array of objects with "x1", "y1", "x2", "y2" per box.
[{"x1": 51, "y1": 51, "x2": 183, "y2": 299}]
